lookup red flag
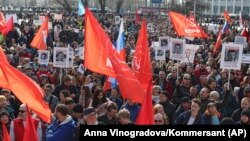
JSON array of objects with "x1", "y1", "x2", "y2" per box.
[
  {"x1": 2, "y1": 122, "x2": 11, "y2": 141},
  {"x1": 103, "y1": 77, "x2": 111, "y2": 92},
  {"x1": 136, "y1": 10, "x2": 140, "y2": 24},
  {"x1": 30, "y1": 16, "x2": 48, "y2": 50},
  {"x1": 169, "y1": 11, "x2": 208, "y2": 38},
  {"x1": 23, "y1": 105, "x2": 38, "y2": 141},
  {"x1": 213, "y1": 30, "x2": 222, "y2": 54},
  {"x1": 1, "y1": 16, "x2": 14, "y2": 36},
  {"x1": 85, "y1": 9, "x2": 146, "y2": 103},
  {"x1": 84, "y1": 10, "x2": 115, "y2": 77},
  {"x1": 0, "y1": 12, "x2": 6, "y2": 30},
  {"x1": 224, "y1": 10, "x2": 232, "y2": 24},
  {"x1": 135, "y1": 80, "x2": 153, "y2": 125},
  {"x1": 132, "y1": 20, "x2": 152, "y2": 92},
  {"x1": 0, "y1": 49, "x2": 51, "y2": 123}
]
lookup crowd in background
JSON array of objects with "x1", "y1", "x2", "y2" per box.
[{"x1": 0, "y1": 10, "x2": 249, "y2": 141}]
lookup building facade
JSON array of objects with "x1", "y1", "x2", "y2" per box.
[{"x1": 205, "y1": 0, "x2": 250, "y2": 15}]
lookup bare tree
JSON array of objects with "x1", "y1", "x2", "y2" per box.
[
  {"x1": 99, "y1": 0, "x2": 106, "y2": 14},
  {"x1": 116, "y1": 0, "x2": 124, "y2": 14},
  {"x1": 55, "y1": 0, "x2": 72, "y2": 13}
]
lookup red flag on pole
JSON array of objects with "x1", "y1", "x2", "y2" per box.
[
  {"x1": 30, "y1": 16, "x2": 48, "y2": 50},
  {"x1": 1, "y1": 16, "x2": 14, "y2": 36},
  {"x1": 169, "y1": 11, "x2": 208, "y2": 38},
  {"x1": 84, "y1": 10, "x2": 115, "y2": 77},
  {"x1": 85, "y1": 9, "x2": 146, "y2": 103},
  {"x1": 23, "y1": 104, "x2": 39, "y2": 141},
  {"x1": 135, "y1": 79, "x2": 153, "y2": 125},
  {"x1": 0, "y1": 49, "x2": 51, "y2": 123},
  {"x1": 213, "y1": 30, "x2": 222, "y2": 54},
  {"x1": 132, "y1": 19, "x2": 152, "y2": 92},
  {"x1": 241, "y1": 27, "x2": 250, "y2": 42},
  {"x1": 224, "y1": 10, "x2": 232, "y2": 24},
  {"x1": 2, "y1": 122, "x2": 11, "y2": 141}
]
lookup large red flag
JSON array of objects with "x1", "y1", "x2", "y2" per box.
[
  {"x1": 224, "y1": 10, "x2": 232, "y2": 24},
  {"x1": 213, "y1": 29, "x2": 222, "y2": 54},
  {"x1": 23, "y1": 105, "x2": 39, "y2": 141},
  {"x1": 132, "y1": 20, "x2": 152, "y2": 92},
  {"x1": 135, "y1": 80, "x2": 153, "y2": 125},
  {"x1": 2, "y1": 122, "x2": 11, "y2": 141},
  {"x1": 1, "y1": 16, "x2": 14, "y2": 36},
  {"x1": 84, "y1": 11, "x2": 115, "y2": 77},
  {"x1": 241, "y1": 27, "x2": 250, "y2": 42},
  {"x1": 0, "y1": 49, "x2": 51, "y2": 123},
  {"x1": 30, "y1": 17, "x2": 48, "y2": 50},
  {"x1": 169, "y1": 11, "x2": 208, "y2": 38},
  {"x1": 85, "y1": 9, "x2": 146, "y2": 103}
]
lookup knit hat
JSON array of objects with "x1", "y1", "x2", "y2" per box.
[
  {"x1": 241, "y1": 109, "x2": 250, "y2": 118},
  {"x1": 73, "y1": 104, "x2": 83, "y2": 114}
]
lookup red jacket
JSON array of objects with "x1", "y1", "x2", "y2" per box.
[{"x1": 13, "y1": 118, "x2": 39, "y2": 141}]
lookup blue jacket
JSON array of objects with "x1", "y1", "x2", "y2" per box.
[
  {"x1": 120, "y1": 103, "x2": 140, "y2": 123},
  {"x1": 175, "y1": 110, "x2": 205, "y2": 125},
  {"x1": 46, "y1": 115, "x2": 76, "y2": 141}
]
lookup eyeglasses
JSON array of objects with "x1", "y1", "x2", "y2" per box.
[
  {"x1": 154, "y1": 120, "x2": 163, "y2": 123},
  {"x1": 19, "y1": 110, "x2": 26, "y2": 113}
]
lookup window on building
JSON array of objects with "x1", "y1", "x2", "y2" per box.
[
  {"x1": 214, "y1": 6, "x2": 218, "y2": 14},
  {"x1": 243, "y1": 7, "x2": 250, "y2": 15},
  {"x1": 228, "y1": 6, "x2": 233, "y2": 13},
  {"x1": 235, "y1": 6, "x2": 241, "y2": 14}
]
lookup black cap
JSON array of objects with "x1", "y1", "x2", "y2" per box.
[
  {"x1": 244, "y1": 87, "x2": 250, "y2": 93},
  {"x1": 181, "y1": 97, "x2": 191, "y2": 103},
  {"x1": 73, "y1": 104, "x2": 83, "y2": 114},
  {"x1": 241, "y1": 109, "x2": 250, "y2": 118},
  {"x1": 84, "y1": 107, "x2": 96, "y2": 116}
]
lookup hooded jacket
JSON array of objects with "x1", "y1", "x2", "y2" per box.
[{"x1": 46, "y1": 115, "x2": 76, "y2": 141}]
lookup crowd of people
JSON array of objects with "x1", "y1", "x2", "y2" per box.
[{"x1": 0, "y1": 9, "x2": 249, "y2": 141}]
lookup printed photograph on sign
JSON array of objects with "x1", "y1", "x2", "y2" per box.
[
  {"x1": 159, "y1": 36, "x2": 169, "y2": 49},
  {"x1": 53, "y1": 47, "x2": 69, "y2": 68},
  {"x1": 234, "y1": 36, "x2": 247, "y2": 48},
  {"x1": 115, "y1": 16, "x2": 121, "y2": 24},
  {"x1": 170, "y1": 38, "x2": 185, "y2": 61},
  {"x1": 224, "y1": 49, "x2": 239, "y2": 62},
  {"x1": 38, "y1": 50, "x2": 50, "y2": 65},
  {"x1": 220, "y1": 43, "x2": 243, "y2": 70},
  {"x1": 155, "y1": 48, "x2": 165, "y2": 60}
]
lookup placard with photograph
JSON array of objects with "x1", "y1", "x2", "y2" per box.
[
  {"x1": 234, "y1": 36, "x2": 247, "y2": 48},
  {"x1": 155, "y1": 47, "x2": 166, "y2": 60},
  {"x1": 220, "y1": 43, "x2": 243, "y2": 70},
  {"x1": 169, "y1": 38, "x2": 185, "y2": 61},
  {"x1": 38, "y1": 50, "x2": 50, "y2": 65},
  {"x1": 53, "y1": 47, "x2": 69, "y2": 68},
  {"x1": 159, "y1": 36, "x2": 169, "y2": 49},
  {"x1": 115, "y1": 16, "x2": 121, "y2": 25},
  {"x1": 183, "y1": 44, "x2": 197, "y2": 63}
]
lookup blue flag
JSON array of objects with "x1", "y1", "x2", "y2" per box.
[{"x1": 78, "y1": 0, "x2": 85, "y2": 16}]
